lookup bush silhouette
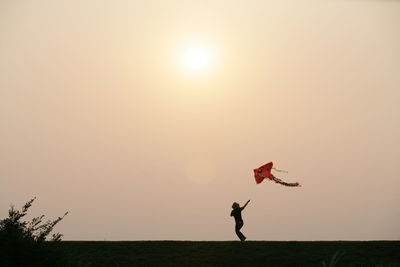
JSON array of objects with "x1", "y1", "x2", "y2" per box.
[{"x1": 0, "y1": 197, "x2": 68, "y2": 267}]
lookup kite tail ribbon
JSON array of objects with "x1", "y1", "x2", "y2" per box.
[
  {"x1": 269, "y1": 174, "x2": 300, "y2": 187},
  {"x1": 258, "y1": 173, "x2": 300, "y2": 187},
  {"x1": 271, "y1": 167, "x2": 288, "y2": 173}
]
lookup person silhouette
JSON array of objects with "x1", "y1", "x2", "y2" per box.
[{"x1": 230, "y1": 200, "x2": 250, "y2": 241}]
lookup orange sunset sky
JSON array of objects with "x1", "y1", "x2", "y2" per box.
[{"x1": 1, "y1": 0, "x2": 399, "y2": 241}]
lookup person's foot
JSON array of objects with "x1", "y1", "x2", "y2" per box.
[{"x1": 241, "y1": 237, "x2": 247, "y2": 242}]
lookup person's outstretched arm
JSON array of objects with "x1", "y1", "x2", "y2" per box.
[{"x1": 242, "y1": 200, "x2": 250, "y2": 209}]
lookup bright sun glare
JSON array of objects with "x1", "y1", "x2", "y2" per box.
[
  {"x1": 182, "y1": 46, "x2": 214, "y2": 74},
  {"x1": 184, "y1": 48, "x2": 208, "y2": 70}
]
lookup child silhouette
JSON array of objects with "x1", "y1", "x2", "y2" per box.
[{"x1": 230, "y1": 200, "x2": 250, "y2": 241}]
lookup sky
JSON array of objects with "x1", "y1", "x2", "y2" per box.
[{"x1": 0, "y1": 0, "x2": 399, "y2": 241}]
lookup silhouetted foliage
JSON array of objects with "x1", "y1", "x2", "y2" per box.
[
  {"x1": 0, "y1": 197, "x2": 68, "y2": 267},
  {"x1": 321, "y1": 251, "x2": 345, "y2": 267}
]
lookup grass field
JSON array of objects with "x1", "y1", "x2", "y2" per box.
[{"x1": 60, "y1": 241, "x2": 400, "y2": 267}]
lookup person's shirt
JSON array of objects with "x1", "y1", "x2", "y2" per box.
[{"x1": 230, "y1": 207, "x2": 244, "y2": 222}]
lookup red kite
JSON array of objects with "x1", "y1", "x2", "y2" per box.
[{"x1": 254, "y1": 162, "x2": 301, "y2": 187}]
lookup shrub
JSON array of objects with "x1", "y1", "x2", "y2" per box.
[{"x1": 0, "y1": 197, "x2": 68, "y2": 267}]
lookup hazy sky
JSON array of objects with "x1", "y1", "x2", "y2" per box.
[{"x1": 1, "y1": 0, "x2": 399, "y2": 241}]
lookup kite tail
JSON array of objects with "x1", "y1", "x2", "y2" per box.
[
  {"x1": 270, "y1": 175, "x2": 301, "y2": 187},
  {"x1": 272, "y1": 167, "x2": 288, "y2": 173},
  {"x1": 256, "y1": 173, "x2": 301, "y2": 187}
]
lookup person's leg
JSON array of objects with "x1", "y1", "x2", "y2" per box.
[
  {"x1": 235, "y1": 221, "x2": 246, "y2": 241},
  {"x1": 239, "y1": 221, "x2": 246, "y2": 241}
]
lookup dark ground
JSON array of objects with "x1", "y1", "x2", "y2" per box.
[{"x1": 60, "y1": 241, "x2": 400, "y2": 267}]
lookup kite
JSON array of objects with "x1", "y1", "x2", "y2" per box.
[{"x1": 254, "y1": 162, "x2": 301, "y2": 187}]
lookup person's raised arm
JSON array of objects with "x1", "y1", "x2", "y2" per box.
[{"x1": 242, "y1": 200, "x2": 250, "y2": 209}]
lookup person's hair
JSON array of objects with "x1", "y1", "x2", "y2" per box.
[{"x1": 232, "y1": 202, "x2": 240, "y2": 209}]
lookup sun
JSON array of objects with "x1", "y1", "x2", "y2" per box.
[
  {"x1": 181, "y1": 45, "x2": 215, "y2": 75},
  {"x1": 172, "y1": 36, "x2": 218, "y2": 77},
  {"x1": 184, "y1": 48, "x2": 208, "y2": 71}
]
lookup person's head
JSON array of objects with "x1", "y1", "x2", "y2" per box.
[{"x1": 232, "y1": 202, "x2": 240, "y2": 209}]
